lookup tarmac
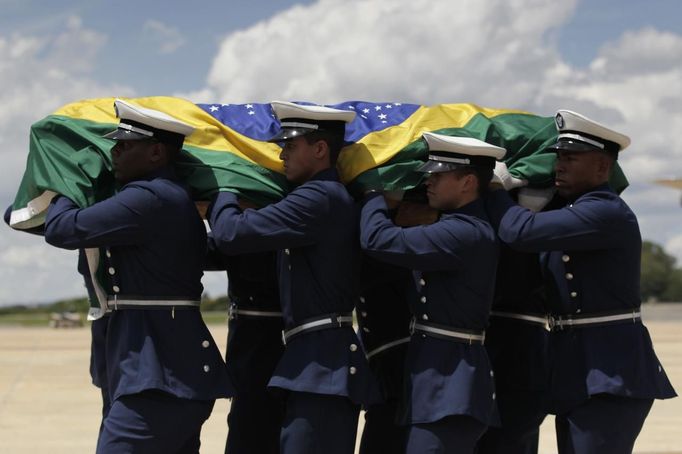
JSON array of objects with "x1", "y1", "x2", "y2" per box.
[{"x1": 0, "y1": 303, "x2": 680, "y2": 454}]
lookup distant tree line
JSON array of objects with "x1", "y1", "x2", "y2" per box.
[{"x1": 641, "y1": 240, "x2": 682, "y2": 302}]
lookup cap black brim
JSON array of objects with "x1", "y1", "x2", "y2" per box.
[
  {"x1": 547, "y1": 140, "x2": 601, "y2": 153},
  {"x1": 415, "y1": 160, "x2": 463, "y2": 173},
  {"x1": 102, "y1": 129, "x2": 151, "y2": 141},
  {"x1": 267, "y1": 127, "x2": 316, "y2": 143}
]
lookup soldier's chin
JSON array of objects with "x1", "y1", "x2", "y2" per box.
[{"x1": 555, "y1": 184, "x2": 573, "y2": 198}]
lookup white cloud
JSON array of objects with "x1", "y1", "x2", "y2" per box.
[
  {"x1": 666, "y1": 233, "x2": 682, "y2": 266},
  {"x1": 2, "y1": 1, "x2": 682, "y2": 304},
  {"x1": 200, "y1": 0, "x2": 682, "y2": 262},
  {"x1": 539, "y1": 28, "x2": 682, "y2": 184},
  {"x1": 0, "y1": 17, "x2": 134, "y2": 305},
  {"x1": 205, "y1": 0, "x2": 576, "y2": 105},
  {"x1": 203, "y1": 0, "x2": 682, "y2": 185},
  {"x1": 0, "y1": 228, "x2": 82, "y2": 305},
  {"x1": 143, "y1": 19, "x2": 185, "y2": 55}
]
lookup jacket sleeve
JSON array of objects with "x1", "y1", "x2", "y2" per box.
[
  {"x1": 208, "y1": 184, "x2": 329, "y2": 255},
  {"x1": 44, "y1": 185, "x2": 161, "y2": 250},
  {"x1": 486, "y1": 189, "x2": 631, "y2": 252},
  {"x1": 360, "y1": 193, "x2": 477, "y2": 271},
  {"x1": 204, "y1": 234, "x2": 229, "y2": 271}
]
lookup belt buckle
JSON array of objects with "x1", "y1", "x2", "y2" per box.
[
  {"x1": 549, "y1": 315, "x2": 560, "y2": 331},
  {"x1": 408, "y1": 317, "x2": 416, "y2": 335},
  {"x1": 333, "y1": 314, "x2": 343, "y2": 328},
  {"x1": 228, "y1": 303, "x2": 237, "y2": 320}
]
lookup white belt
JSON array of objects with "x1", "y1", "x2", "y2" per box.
[
  {"x1": 549, "y1": 310, "x2": 641, "y2": 331},
  {"x1": 366, "y1": 336, "x2": 411, "y2": 360},
  {"x1": 106, "y1": 297, "x2": 200, "y2": 310},
  {"x1": 490, "y1": 310, "x2": 549, "y2": 328},
  {"x1": 411, "y1": 320, "x2": 485, "y2": 344},
  {"x1": 230, "y1": 308, "x2": 283, "y2": 318},
  {"x1": 229, "y1": 303, "x2": 282, "y2": 320},
  {"x1": 282, "y1": 313, "x2": 354, "y2": 345}
]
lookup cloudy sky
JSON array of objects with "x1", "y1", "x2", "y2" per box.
[{"x1": 1, "y1": 0, "x2": 681, "y2": 306}]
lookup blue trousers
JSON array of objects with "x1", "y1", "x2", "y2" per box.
[
  {"x1": 475, "y1": 389, "x2": 547, "y2": 454},
  {"x1": 359, "y1": 400, "x2": 407, "y2": 454},
  {"x1": 226, "y1": 390, "x2": 284, "y2": 454},
  {"x1": 555, "y1": 394, "x2": 653, "y2": 454},
  {"x1": 407, "y1": 415, "x2": 488, "y2": 454},
  {"x1": 90, "y1": 316, "x2": 111, "y2": 438},
  {"x1": 280, "y1": 391, "x2": 360, "y2": 454},
  {"x1": 96, "y1": 390, "x2": 214, "y2": 454},
  {"x1": 225, "y1": 317, "x2": 284, "y2": 454}
]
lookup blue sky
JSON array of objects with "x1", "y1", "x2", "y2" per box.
[{"x1": 1, "y1": 0, "x2": 681, "y2": 305}]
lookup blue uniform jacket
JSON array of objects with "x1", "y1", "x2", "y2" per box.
[
  {"x1": 206, "y1": 244, "x2": 285, "y2": 393},
  {"x1": 357, "y1": 254, "x2": 412, "y2": 402},
  {"x1": 486, "y1": 244, "x2": 549, "y2": 392},
  {"x1": 44, "y1": 167, "x2": 233, "y2": 402},
  {"x1": 360, "y1": 193, "x2": 499, "y2": 426},
  {"x1": 486, "y1": 184, "x2": 676, "y2": 412},
  {"x1": 208, "y1": 168, "x2": 380, "y2": 406}
]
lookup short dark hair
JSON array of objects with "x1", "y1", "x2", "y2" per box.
[
  {"x1": 303, "y1": 130, "x2": 345, "y2": 166},
  {"x1": 453, "y1": 166, "x2": 494, "y2": 195}
]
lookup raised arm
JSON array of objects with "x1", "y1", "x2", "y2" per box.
[{"x1": 208, "y1": 183, "x2": 330, "y2": 255}]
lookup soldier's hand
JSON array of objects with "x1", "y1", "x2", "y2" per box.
[
  {"x1": 395, "y1": 201, "x2": 438, "y2": 226},
  {"x1": 492, "y1": 162, "x2": 527, "y2": 191},
  {"x1": 195, "y1": 201, "x2": 210, "y2": 219}
]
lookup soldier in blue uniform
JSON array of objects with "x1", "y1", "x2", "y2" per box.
[
  {"x1": 360, "y1": 132, "x2": 503, "y2": 454},
  {"x1": 487, "y1": 110, "x2": 677, "y2": 454},
  {"x1": 475, "y1": 187, "x2": 560, "y2": 454},
  {"x1": 358, "y1": 187, "x2": 437, "y2": 454},
  {"x1": 205, "y1": 240, "x2": 285, "y2": 454},
  {"x1": 208, "y1": 101, "x2": 379, "y2": 454},
  {"x1": 43, "y1": 99, "x2": 234, "y2": 454}
]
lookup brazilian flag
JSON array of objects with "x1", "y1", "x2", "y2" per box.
[{"x1": 7, "y1": 97, "x2": 628, "y2": 231}]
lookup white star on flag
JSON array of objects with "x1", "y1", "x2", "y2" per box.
[
  {"x1": 378, "y1": 113, "x2": 387, "y2": 120},
  {"x1": 248, "y1": 111, "x2": 255, "y2": 115},
  {"x1": 385, "y1": 105, "x2": 392, "y2": 109},
  {"x1": 394, "y1": 103, "x2": 402, "y2": 106},
  {"x1": 362, "y1": 108, "x2": 370, "y2": 114},
  {"x1": 209, "y1": 105, "x2": 219, "y2": 112},
  {"x1": 246, "y1": 104, "x2": 253, "y2": 109},
  {"x1": 374, "y1": 106, "x2": 382, "y2": 111}
]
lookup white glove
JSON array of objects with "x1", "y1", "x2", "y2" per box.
[
  {"x1": 517, "y1": 187, "x2": 556, "y2": 212},
  {"x1": 492, "y1": 162, "x2": 528, "y2": 191}
]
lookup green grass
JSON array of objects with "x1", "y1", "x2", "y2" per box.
[
  {"x1": 0, "y1": 312, "x2": 56, "y2": 327},
  {"x1": 201, "y1": 311, "x2": 228, "y2": 325},
  {"x1": 0, "y1": 310, "x2": 229, "y2": 327}
]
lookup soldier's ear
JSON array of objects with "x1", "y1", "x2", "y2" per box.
[
  {"x1": 596, "y1": 153, "x2": 612, "y2": 177},
  {"x1": 463, "y1": 172, "x2": 478, "y2": 192},
  {"x1": 313, "y1": 139, "x2": 329, "y2": 160}
]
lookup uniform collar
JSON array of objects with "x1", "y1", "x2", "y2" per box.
[
  {"x1": 307, "y1": 167, "x2": 340, "y2": 183},
  {"x1": 570, "y1": 182, "x2": 614, "y2": 201},
  {"x1": 139, "y1": 165, "x2": 177, "y2": 182},
  {"x1": 442, "y1": 197, "x2": 486, "y2": 218}
]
